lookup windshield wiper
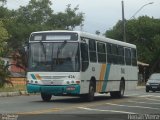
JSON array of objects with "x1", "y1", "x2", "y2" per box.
[
  {"x1": 57, "y1": 40, "x2": 67, "y2": 59},
  {"x1": 40, "y1": 41, "x2": 46, "y2": 62}
]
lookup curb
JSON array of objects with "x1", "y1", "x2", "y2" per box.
[{"x1": 0, "y1": 91, "x2": 28, "y2": 97}]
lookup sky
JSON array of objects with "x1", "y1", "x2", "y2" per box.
[{"x1": 6, "y1": 0, "x2": 160, "y2": 34}]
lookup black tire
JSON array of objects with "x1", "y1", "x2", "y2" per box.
[
  {"x1": 86, "y1": 82, "x2": 95, "y2": 102},
  {"x1": 41, "y1": 93, "x2": 52, "y2": 102},
  {"x1": 146, "y1": 89, "x2": 149, "y2": 92},
  {"x1": 152, "y1": 90, "x2": 156, "y2": 92},
  {"x1": 110, "y1": 80, "x2": 125, "y2": 98},
  {"x1": 146, "y1": 87, "x2": 149, "y2": 92},
  {"x1": 118, "y1": 80, "x2": 125, "y2": 97}
]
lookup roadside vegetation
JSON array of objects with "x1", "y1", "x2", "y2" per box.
[
  {"x1": 0, "y1": 84, "x2": 26, "y2": 92},
  {"x1": 0, "y1": 0, "x2": 84, "y2": 88},
  {"x1": 105, "y1": 16, "x2": 160, "y2": 73}
]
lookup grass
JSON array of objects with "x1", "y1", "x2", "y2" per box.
[{"x1": 0, "y1": 84, "x2": 26, "y2": 92}]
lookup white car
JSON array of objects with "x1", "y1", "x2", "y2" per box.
[{"x1": 146, "y1": 73, "x2": 160, "y2": 92}]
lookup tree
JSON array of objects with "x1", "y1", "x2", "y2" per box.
[
  {"x1": 0, "y1": 21, "x2": 9, "y2": 56},
  {"x1": 105, "y1": 20, "x2": 123, "y2": 41},
  {"x1": 0, "y1": 20, "x2": 12, "y2": 88},
  {"x1": 47, "y1": 4, "x2": 84, "y2": 30},
  {"x1": 0, "y1": 0, "x2": 6, "y2": 6},
  {"x1": 5, "y1": 1, "x2": 84, "y2": 49},
  {"x1": 105, "y1": 16, "x2": 160, "y2": 72},
  {"x1": 1, "y1": 0, "x2": 84, "y2": 76},
  {"x1": 16, "y1": 0, "x2": 53, "y2": 24}
]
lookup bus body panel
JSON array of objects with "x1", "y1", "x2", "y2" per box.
[
  {"x1": 80, "y1": 63, "x2": 138, "y2": 94},
  {"x1": 27, "y1": 72, "x2": 81, "y2": 95}
]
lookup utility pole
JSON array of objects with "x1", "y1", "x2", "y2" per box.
[{"x1": 122, "y1": 0, "x2": 126, "y2": 42}]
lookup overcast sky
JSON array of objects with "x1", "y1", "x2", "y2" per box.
[{"x1": 6, "y1": 0, "x2": 160, "y2": 34}]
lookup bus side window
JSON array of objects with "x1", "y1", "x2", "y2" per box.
[
  {"x1": 118, "y1": 46, "x2": 124, "y2": 65},
  {"x1": 112, "y1": 44, "x2": 118, "y2": 64},
  {"x1": 81, "y1": 43, "x2": 89, "y2": 72},
  {"x1": 97, "y1": 42, "x2": 106, "y2": 63},
  {"x1": 89, "y1": 39, "x2": 97, "y2": 62},
  {"x1": 107, "y1": 43, "x2": 112, "y2": 63},
  {"x1": 131, "y1": 48, "x2": 137, "y2": 66},
  {"x1": 125, "y1": 48, "x2": 131, "y2": 65}
]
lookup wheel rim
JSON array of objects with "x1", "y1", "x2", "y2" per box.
[
  {"x1": 121, "y1": 86, "x2": 124, "y2": 96},
  {"x1": 120, "y1": 82, "x2": 125, "y2": 96},
  {"x1": 90, "y1": 85, "x2": 94, "y2": 96}
]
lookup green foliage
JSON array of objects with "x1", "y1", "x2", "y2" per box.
[
  {"x1": 106, "y1": 20, "x2": 123, "y2": 41},
  {"x1": 105, "y1": 16, "x2": 160, "y2": 72},
  {"x1": 0, "y1": 59, "x2": 12, "y2": 88},
  {"x1": 0, "y1": 0, "x2": 83, "y2": 88},
  {"x1": 0, "y1": 21, "x2": 9, "y2": 56},
  {"x1": 0, "y1": 0, "x2": 6, "y2": 6},
  {"x1": 16, "y1": 0, "x2": 53, "y2": 24},
  {"x1": 2, "y1": 0, "x2": 84, "y2": 49},
  {"x1": 47, "y1": 4, "x2": 84, "y2": 30}
]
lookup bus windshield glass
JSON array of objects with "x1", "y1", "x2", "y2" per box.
[{"x1": 28, "y1": 42, "x2": 80, "y2": 72}]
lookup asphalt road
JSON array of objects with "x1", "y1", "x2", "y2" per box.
[{"x1": 0, "y1": 87, "x2": 160, "y2": 120}]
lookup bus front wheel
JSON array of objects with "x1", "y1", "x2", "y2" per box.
[
  {"x1": 87, "y1": 82, "x2": 95, "y2": 102},
  {"x1": 41, "y1": 93, "x2": 52, "y2": 102}
]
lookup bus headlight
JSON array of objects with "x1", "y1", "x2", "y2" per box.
[
  {"x1": 66, "y1": 81, "x2": 70, "y2": 84},
  {"x1": 71, "y1": 81, "x2": 74, "y2": 84}
]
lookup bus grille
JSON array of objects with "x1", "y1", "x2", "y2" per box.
[{"x1": 41, "y1": 76, "x2": 67, "y2": 80}]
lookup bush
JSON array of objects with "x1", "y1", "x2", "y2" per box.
[{"x1": 0, "y1": 59, "x2": 13, "y2": 88}]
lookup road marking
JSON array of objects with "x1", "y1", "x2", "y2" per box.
[
  {"x1": 146, "y1": 98, "x2": 160, "y2": 102},
  {"x1": 128, "y1": 101, "x2": 160, "y2": 105},
  {"x1": 138, "y1": 95, "x2": 154, "y2": 97},
  {"x1": 18, "y1": 108, "x2": 61, "y2": 114},
  {"x1": 78, "y1": 107, "x2": 136, "y2": 114},
  {"x1": 152, "y1": 95, "x2": 160, "y2": 98},
  {"x1": 105, "y1": 103, "x2": 159, "y2": 110},
  {"x1": 125, "y1": 94, "x2": 141, "y2": 97},
  {"x1": 139, "y1": 95, "x2": 160, "y2": 98}
]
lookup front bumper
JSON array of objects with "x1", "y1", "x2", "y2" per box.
[
  {"x1": 27, "y1": 84, "x2": 80, "y2": 95},
  {"x1": 146, "y1": 85, "x2": 160, "y2": 91}
]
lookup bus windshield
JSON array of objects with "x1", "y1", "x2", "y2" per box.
[{"x1": 28, "y1": 42, "x2": 80, "y2": 72}]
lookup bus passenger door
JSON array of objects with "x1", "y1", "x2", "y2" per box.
[{"x1": 80, "y1": 42, "x2": 90, "y2": 93}]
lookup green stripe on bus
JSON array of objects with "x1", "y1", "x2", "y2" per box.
[
  {"x1": 102, "y1": 64, "x2": 111, "y2": 92},
  {"x1": 31, "y1": 74, "x2": 36, "y2": 80}
]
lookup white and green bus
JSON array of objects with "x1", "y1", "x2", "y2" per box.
[{"x1": 27, "y1": 30, "x2": 138, "y2": 101}]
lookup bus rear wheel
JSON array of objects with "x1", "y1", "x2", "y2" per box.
[
  {"x1": 41, "y1": 93, "x2": 52, "y2": 102},
  {"x1": 110, "y1": 80, "x2": 125, "y2": 98}
]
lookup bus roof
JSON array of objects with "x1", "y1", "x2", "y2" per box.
[
  {"x1": 31, "y1": 30, "x2": 136, "y2": 48},
  {"x1": 78, "y1": 31, "x2": 136, "y2": 48}
]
